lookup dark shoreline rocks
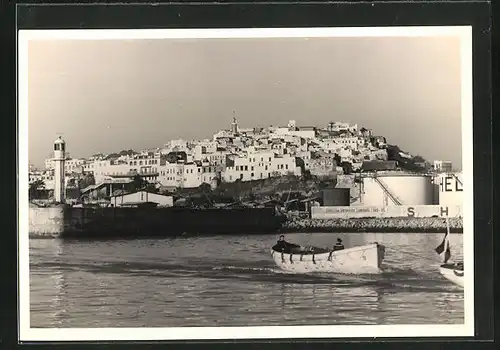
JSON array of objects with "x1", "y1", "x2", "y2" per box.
[{"x1": 282, "y1": 217, "x2": 463, "y2": 233}]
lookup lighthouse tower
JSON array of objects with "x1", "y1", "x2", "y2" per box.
[{"x1": 53, "y1": 136, "x2": 66, "y2": 203}]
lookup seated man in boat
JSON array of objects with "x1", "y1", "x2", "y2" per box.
[
  {"x1": 273, "y1": 235, "x2": 301, "y2": 253},
  {"x1": 333, "y1": 238, "x2": 345, "y2": 251}
]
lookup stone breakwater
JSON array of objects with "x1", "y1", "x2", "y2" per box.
[{"x1": 282, "y1": 217, "x2": 463, "y2": 233}]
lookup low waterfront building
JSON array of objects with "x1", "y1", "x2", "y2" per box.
[{"x1": 110, "y1": 190, "x2": 174, "y2": 207}]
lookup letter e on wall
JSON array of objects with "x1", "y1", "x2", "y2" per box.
[{"x1": 444, "y1": 176, "x2": 453, "y2": 192}]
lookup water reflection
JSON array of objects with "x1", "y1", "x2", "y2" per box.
[
  {"x1": 279, "y1": 283, "x2": 384, "y2": 325},
  {"x1": 29, "y1": 239, "x2": 67, "y2": 327},
  {"x1": 29, "y1": 232, "x2": 464, "y2": 328}
]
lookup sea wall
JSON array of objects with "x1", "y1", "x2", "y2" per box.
[
  {"x1": 282, "y1": 217, "x2": 463, "y2": 233},
  {"x1": 28, "y1": 205, "x2": 463, "y2": 238},
  {"x1": 28, "y1": 206, "x2": 284, "y2": 238},
  {"x1": 29, "y1": 204, "x2": 65, "y2": 237},
  {"x1": 312, "y1": 204, "x2": 463, "y2": 219}
]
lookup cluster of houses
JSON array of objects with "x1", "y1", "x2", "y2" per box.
[{"x1": 29, "y1": 120, "x2": 393, "y2": 192}]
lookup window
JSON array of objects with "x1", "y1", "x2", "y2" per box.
[
  {"x1": 251, "y1": 166, "x2": 254, "y2": 171},
  {"x1": 285, "y1": 164, "x2": 288, "y2": 170},
  {"x1": 261, "y1": 157, "x2": 263, "y2": 162},
  {"x1": 251, "y1": 173, "x2": 254, "y2": 177},
  {"x1": 245, "y1": 165, "x2": 248, "y2": 171},
  {"x1": 265, "y1": 165, "x2": 268, "y2": 170},
  {"x1": 240, "y1": 174, "x2": 243, "y2": 180},
  {"x1": 236, "y1": 166, "x2": 239, "y2": 171}
]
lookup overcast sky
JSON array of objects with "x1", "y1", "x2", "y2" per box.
[{"x1": 27, "y1": 35, "x2": 463, "y2": 169}]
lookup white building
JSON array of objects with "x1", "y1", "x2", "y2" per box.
[
  {"x1": 339, "y1": 147, "x2": 355, "y2": 162},
  {"x1": 206, "y1": 151, "x2": 229, "y2": 167},
  {"x1": 81, "y1": 151, "x2": 162, "y2": 184},
  {"x1": 222, "y1": 151, "x2": 300, "y2": 182},
  {"x1": 271, "y1": 127, "x2": 316, "y2": 140},
  {"x1": 433, "y1": 160, "x2": 453, "y2": 173},
  {"x1": 318, "y1": 140, "x2": 344, "y2": 154},
  {"x1": 213, "y1": 129, "x2": 235, "y2": 140},
  {"x1": 45, "y1": 156, "x2": 86, "y2": 173},
  {"x1": 110, "y1": 191, "x2": 174, "y2": 207},
  {"x1": 332, "y1": 136, "x2": 360, "y2": 150},
  {"x1": 158, "y1": 161, "x2": 218, "y2": 188},
  {"x1": 167, "y1": 139, "x2": 189, "y2": 151},
  {"x1": 28, "y1": 169, "x2": 44, "y2": 184},
  {"x1": 192, "y1": 141, "x2": 218, "y2": 161},
  {"x1": 327, "y1": 122, "x2": 358, "y2": 133}
]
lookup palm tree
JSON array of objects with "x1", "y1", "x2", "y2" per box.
[
  {"x1": 29, "y1": 180, "x2": 45, "y2": 200},
  {"x1": 130, "y1": 174, "x2": 155, "y2": 192},
  {"x1": 78, "y1": 173, "x2": 95, "y2": 190}
]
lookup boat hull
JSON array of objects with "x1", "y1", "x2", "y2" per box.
[
  {"x1": 438, "y1": 263, "x2": 464, "y2": 287},
  {"x1": 271, "y1": 243, "x2": 385, "y2": 274}
]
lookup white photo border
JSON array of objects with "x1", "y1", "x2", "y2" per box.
[{"x1": 18, "y1": 26, "x2": 474, "y2": 342}]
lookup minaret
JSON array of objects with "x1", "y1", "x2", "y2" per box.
[
  {"x1": 231, "y1": 112, "x2": 238, "y2": 134},
  {"x1": 53, "y1": 136, "x2": 66, "y2": 203}
]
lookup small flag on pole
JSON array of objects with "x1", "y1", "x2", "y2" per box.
[{"x1": 435, "y1": 216, "x2": 451, "y2": 263}]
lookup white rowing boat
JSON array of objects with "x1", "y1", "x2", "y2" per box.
[
  {"x1": 271, "y1": 242, "x2": 385, "y2": 274},
  {"x1": 434, "y1": 216, "x2": 464, "y2": 288},
  {"x1": 438, "y1": 263, "x2": 464, "y2": 287}
]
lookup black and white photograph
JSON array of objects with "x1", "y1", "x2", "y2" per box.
[{"x1": 19, "y1": 26, "x2": 474, "y2": 341}]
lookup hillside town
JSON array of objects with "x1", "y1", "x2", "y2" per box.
[{"x1": 28, "y1": 119, "x2": 449, "y2": 204}]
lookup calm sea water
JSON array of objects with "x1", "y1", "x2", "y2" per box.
[{"x1": 29, "y1": 232, "x2": 464, "y2": 328}]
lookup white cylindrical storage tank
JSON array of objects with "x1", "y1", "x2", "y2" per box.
[
  {"x1": 435, "y1": 172, "x2": 463, "y2": 207},
  {"x1": 361, "y1": 172, "x2": 434, "y2": 206}
]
